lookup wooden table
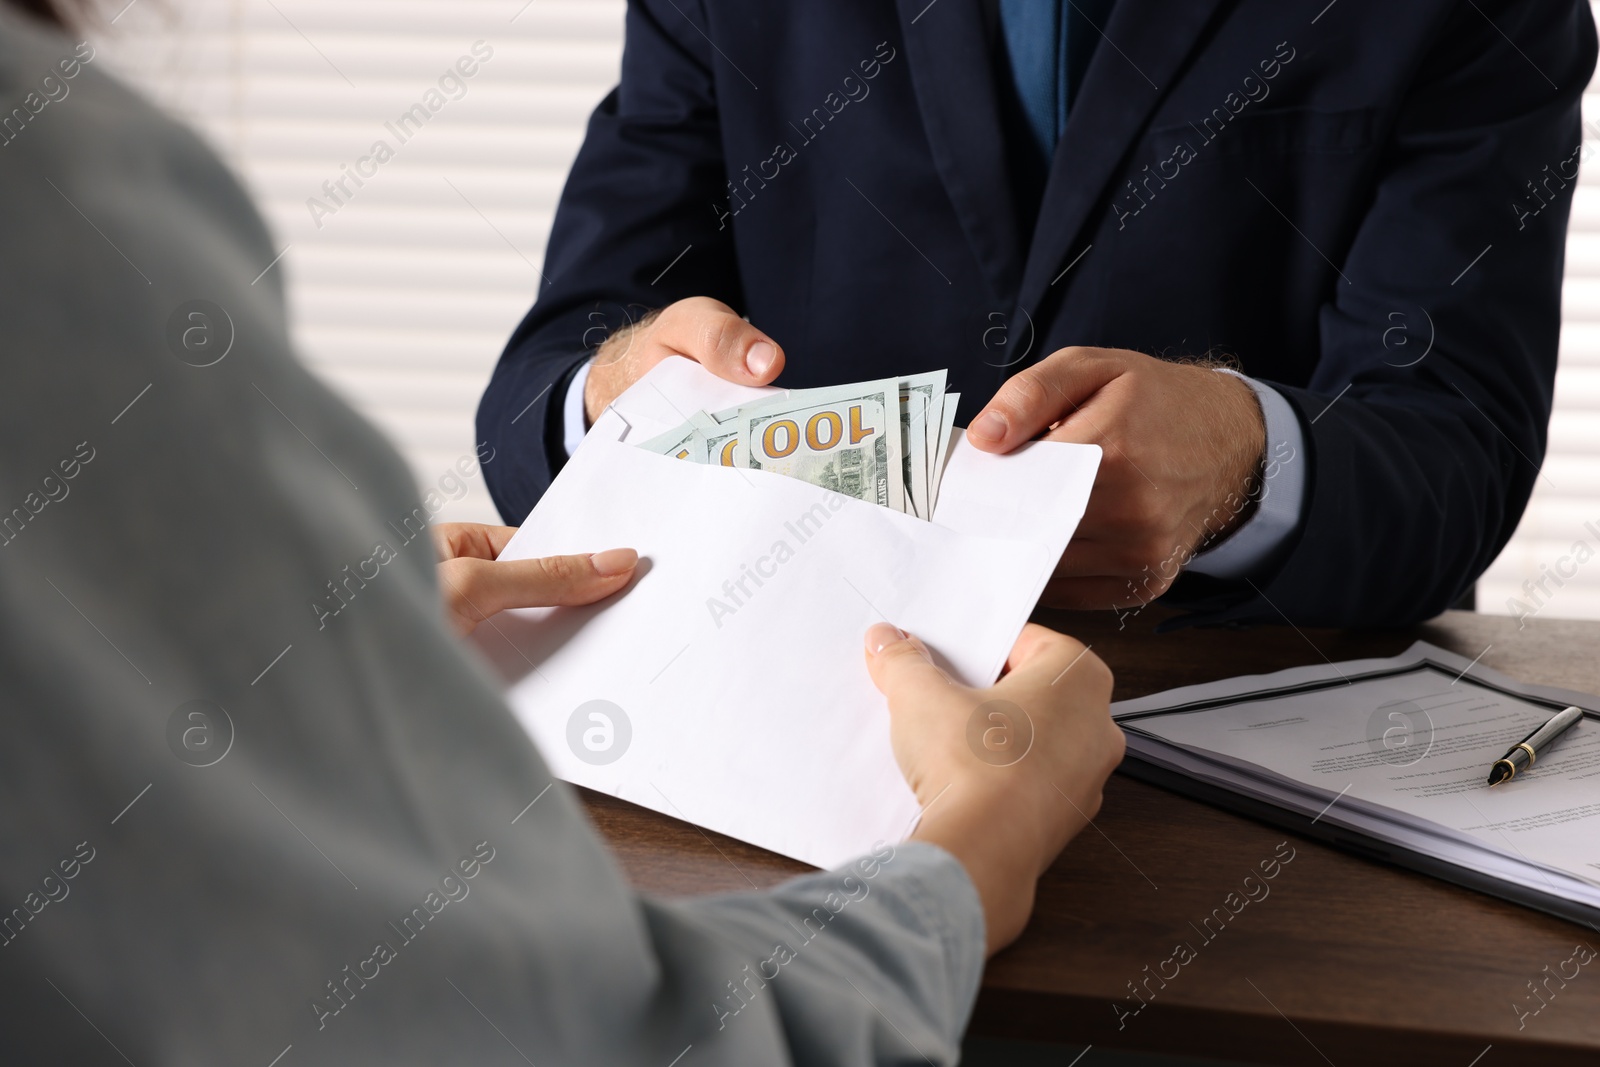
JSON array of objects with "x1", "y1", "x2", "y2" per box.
[{"x1": 579, "y1": 609, "x2": 1600, "y2": 1065}]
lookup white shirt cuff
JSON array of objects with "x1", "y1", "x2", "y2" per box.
[
  {"x1": 1185, "y1": 371, "x2": 1307, "y2": 581},
  {"x1": 562, "y1": 359, "x2": 594, "y2": 457}
]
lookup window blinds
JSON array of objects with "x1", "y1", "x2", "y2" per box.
[{"x1": 97, "y1": 0, "x2": 628, "y2": 526}]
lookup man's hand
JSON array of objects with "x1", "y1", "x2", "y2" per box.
[
  {"x1": 966, "y1": 347, "x2": 1266, "y2": 610},
  {"x1": 865, "y1": 622, "x2": 1123, "y2": 955},
  {"x1": 585, "y1": 297, "x2": 786, "y2": 422},
  {"x1": 432, "y1": 523, "x2": 638, "y2": 636}
]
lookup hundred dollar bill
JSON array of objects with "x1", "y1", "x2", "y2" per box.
[
  {"x1": 634, "y1": 375, "x2": 959, "y2": 516},
  {"x1": 927, "y1": 391, "x2": 959, "y2": 515},
  {"x1": 691, "y1": 410, "x2": 743, "y2": 468},
  {"x1": 897, "y1": 371, "x2": 946, "y2": 520},
  {"x1": 637, "y1": 422, "x2": 709, "y2": 464},
  {"x1": 739, "y1": 379, "x2": 905, "y2": 511}
]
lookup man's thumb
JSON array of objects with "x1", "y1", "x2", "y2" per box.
[{"x1": 655, "y1": 297, "x2": 784, "y2": 385}]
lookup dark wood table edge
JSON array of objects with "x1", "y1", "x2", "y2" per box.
[{"x1": 968, "y1": 987, "x2": 1600, "y2": 1066}]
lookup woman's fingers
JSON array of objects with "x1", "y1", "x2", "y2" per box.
[
  {"x1": 439, "y1": 549, "x2": 639, "y2": 634},
  {"x1": 863, "y1": 623, "x2": 951, "y2": 704},
  {"x1": 431, "y1": 522, "x2": 518, "y2": 563},
  {"x1": 998, "y1": 623, "x2": 1108, "y2": 693}
]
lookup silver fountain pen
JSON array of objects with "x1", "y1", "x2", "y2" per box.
[{"x1": 1487, "y1": 706, "x2": 1584, "y2": 786}]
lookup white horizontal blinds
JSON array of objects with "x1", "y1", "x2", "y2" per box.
[
  {"x1": 1478, "y1": 44, "x2": 1600, "y2": 623},
  {"x1": 97, "y1": 1, "x2": 1600, "y2": 619},
  {"x1": 96, "y1": 0, "x2": 628, "y2": 525}
]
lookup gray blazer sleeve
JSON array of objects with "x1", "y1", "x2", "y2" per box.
[{"x1": 0, "y1": 14, "x2": 984, "y2": 1066}]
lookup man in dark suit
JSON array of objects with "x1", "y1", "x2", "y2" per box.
[{"x1": 477, "y1": 0, "x2": 1596, "y2": 628}]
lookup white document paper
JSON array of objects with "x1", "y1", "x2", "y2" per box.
[
  {"x1": 476, "y1": 358, "x2": 1101, "y2": 868},
  {"x1": 1113, "y1": 641, "x2": 1600, "y2": 913}
]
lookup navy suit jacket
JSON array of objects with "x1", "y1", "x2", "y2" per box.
[{"x1": 478, "y1": 0, "x2": 1596, "y2": 627}]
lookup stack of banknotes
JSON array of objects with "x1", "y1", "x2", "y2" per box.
[{"x1": 636, "y1": 371, "x2": 959, "y2": 520}]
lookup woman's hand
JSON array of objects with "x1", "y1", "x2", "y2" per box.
[
  {"x1": 432, "y1": 523, "x2": 638, "y2": 636},
  {"x1": 865, "y1": 622, "x2": 1123, "y2": 955}
]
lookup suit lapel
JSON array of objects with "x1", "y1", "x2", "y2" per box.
[
  {"x1": 1015, "y1": 0, "x2": 1235, "y2": 324},
  {"x1": 894, "y1": 0, "x2": 1024, "y2": 303}
]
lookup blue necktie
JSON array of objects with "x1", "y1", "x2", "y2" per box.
[{"x1": 999, "y1": 0, "x2": 1113, "y2": 163}]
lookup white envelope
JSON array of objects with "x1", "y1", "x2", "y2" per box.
[{"x1": 476, "y1": 358, "x2": 1100, "y2": 869}]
